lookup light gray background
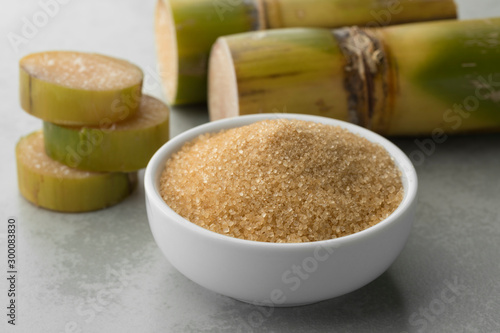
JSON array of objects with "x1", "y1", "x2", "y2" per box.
[{"x1": 1, "y1": 0, "x2": 499, "y2": 332}]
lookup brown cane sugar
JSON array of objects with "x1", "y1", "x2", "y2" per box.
[{"x1": 160, "y1": 119, "x2": 403, "y2": 243}]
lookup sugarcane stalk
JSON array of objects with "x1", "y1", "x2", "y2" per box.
[
  {"x1": 209, "y1": 28, "x2": 350, "y2": 121},
  {"x1": 16, "y1": 131, "x2": 137, "y2": 212},
  {"x1": 155, "y1": 0, "x2": 456, "y2": 106},
  {"x1": 209, "y1": 18, "x2": 500, "y2": 135},
  {"x1": 378, "y1": 18, "x2": 500, "y2": 134},
  {"x1": 262, "y1": 0, "x2": 457, "y2": 28},
  {"x1": 155, "y1": 0, "x2": 263, "y2": 105}
]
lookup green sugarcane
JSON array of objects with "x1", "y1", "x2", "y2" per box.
[
  {"x1": 155, "y1": 0, "x2": 456, "y2": 105},
  {"x1": 209, "y1": 18, "x2": 500, "y2": 135}
]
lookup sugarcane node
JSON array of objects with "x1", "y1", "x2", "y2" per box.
[{"x1": 332, "y1": 26, "x2": 390, "y2": 132}]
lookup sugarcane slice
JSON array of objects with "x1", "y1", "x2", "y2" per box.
[
  {"x1": 16, "y1": 131, "x2": 137, "y2": 212},
  {"x1": 44, "y1": 95, "x2": 170, "y2": 172},
  {"x1": 20, "y1": 51, "x2": 143, "y2": 125}
]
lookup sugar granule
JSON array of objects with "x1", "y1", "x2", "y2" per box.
[{"x1": 160, "y1": 119, "x2": 403, "y2": 243}]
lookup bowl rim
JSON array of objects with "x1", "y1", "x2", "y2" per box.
[{"x1": 145, "y1": 113, "x2": 418, "y2": 250}]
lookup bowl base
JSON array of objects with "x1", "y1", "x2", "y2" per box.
[{"x1": 232, "y1": 297, "x2": 324, "y2": 308}]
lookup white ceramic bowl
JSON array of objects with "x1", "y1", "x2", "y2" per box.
[{"x1": 145, "y1": 114, "x2": 418, "y2": 307}]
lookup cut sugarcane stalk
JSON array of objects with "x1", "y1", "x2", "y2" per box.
[
  {"x1": 16, "y1": 131, "x2": 137, "y2": 212},
  {"x1": 20, "y1": 51, "x2": 143, "y2": 126},
  {"x1": 209, "y1": 28, "x2": 350, "y2": 121},
  {"x1": 155, "y1": 0, "x2": 263, "y2": 105},
  {"x1": 155, "y1": 0, "x2": 456, "y2": 106},
  {"x1": 209, "y1": 18, "x2": 500, "y2": 136},
  {"x1": 44, "y1": 95, "x2": 170, "y2": 172}
]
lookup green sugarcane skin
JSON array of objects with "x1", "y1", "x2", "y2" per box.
[
  {"x1": 167, "y1": 0, "x2": 260, "y2": 105},
  {"x1": 19, "y1": 67, "x2": 142, "y2": 126},
  {"x1": 229, "y1": 28, "x2": 349, "y2": 120},
  {"x1": 43, "y1": 117, "x2": 170, "y2": 172},
  {"x1": 381, "y1": 18, "x2": 500, "y2": 135}
]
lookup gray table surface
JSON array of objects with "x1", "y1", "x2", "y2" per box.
[{"x1": 1, "y1": 1, "x2": 499, "y2": 332}]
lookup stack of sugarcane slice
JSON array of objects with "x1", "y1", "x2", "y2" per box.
[
  {"x1": 208, "y1": 18, "x2": 500, "y2": 135},
  {"x1": 155, "y1": 0, "x2": 457, "y2": 105},
  {"x1": 16, "y1": 51, "x2": 170, "y2": 212}
]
